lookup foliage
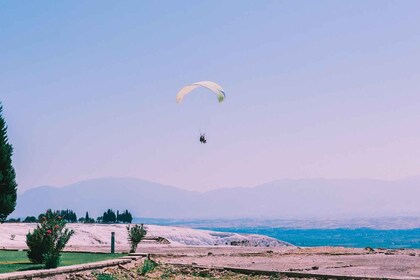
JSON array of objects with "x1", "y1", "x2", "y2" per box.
[
  {"x1": 138, "y1": 259, "x2": 157, "y2": 276},
  {"x1": 38, "y1": 209, "x2": 76, "y2": 223},
  {"x1": 160, "y1": 267, "x2": 175, "y2": 278},
  {"x1": 56, "y1": 209, "x2": 77, "y2": 223},
  {"x1": 0, "y1": 103, "x2": 18, "y2": 223},
  {"x1": 127, "y1": 223, "x2": 147, "y2": 253},
  {"x1": 23, "y1": 216, "x2": 37, "y2": 223},
  {"x1": 97, "y1": 209, "x2": 133, "y2": 224},
  {"x1": 79, "y1": 211, "x2": 95, "y2": 223},
  {"x1": 5, "y1": 217, "x2": 20, "y2": 223},
  {"x1": 101, "y1": 209, "x2": 117, "y2": 223},
  {"x1": 192, "y1": 270, "x2": 212, "y2": 278},
  {"x1": 26, "y1": 209, "x2": 75, "y2": 268},
  {"x1": 94, "y1": 273, "x2": 117, "y2": 280},
  {"x1": 84, "y1": 211, "x2": 95, "y2": 223},
  {"x1": 117, "y1": 209, "x2": 132, "y2": 223},
  {"x1": 26, "y1": 227, "x2": 49, "y2": 264},
  {"x1": 45, "y1": 252, "x2": 60, "y2": 269}
]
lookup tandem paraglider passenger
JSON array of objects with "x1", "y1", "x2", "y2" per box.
[{"x1": 199, "y1": 134, "x2": 207, "y2": 144}]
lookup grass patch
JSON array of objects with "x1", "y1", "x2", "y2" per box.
[
  {"x1": 192, "y1": 270, "x2": 212, "y2": 278},
  {"x1": 138, "y1": 259, "x2": 157, "y2": 276},
  {"x1": 93, "y1": 272, "x2": 117, "y2": 280},
  {"x1": 0, "y1": 250, "x2": 123, "y2": 274},
  {"x1": 160, "y1": 267, "x2": 175, "y2": 278}
]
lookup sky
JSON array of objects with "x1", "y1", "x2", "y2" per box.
[{"x1": 1, "y1": 1, "x2": 420, "y2": 192}]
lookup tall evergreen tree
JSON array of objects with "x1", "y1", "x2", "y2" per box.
[
  {"x1": 0, "y1": 103, "x2": 17, "y2": 223},
  {"x1": 56, "y1": 209, "x2": 77, "y2": 223},
  {"x1": 84, "y1": 211, "x2": 94, "y2": 223},
  {"x1": 102, "y1": 209, "x2": 116, "y2": 223},
  {"x1": 118, "y1": 210, "x2": 133, "y2": 223}
]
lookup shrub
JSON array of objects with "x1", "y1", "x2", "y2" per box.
[
  {"x1": 138, "y1": 259, "x2": 157, "y2": 276},
  {"x1": 126, "y1": 223, "x2": 147, "y2": 253},
  {"x1": 26, "y1": 209, "x2": 75, "y2": 268},
  {"x1": 26, "y1": 228, "x2": 50, "y2": 264},
  {"x1": 93, "y1": 272, "x2": 117, "y2": 280},
  {"x1": 160, "y1": 267, "x2": 175, "y2": 278}
]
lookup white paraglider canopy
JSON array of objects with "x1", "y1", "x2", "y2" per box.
[{"x1": 176, "y1": 81, "x2": 225, "y2": 103}]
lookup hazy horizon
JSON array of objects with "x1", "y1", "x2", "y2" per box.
[
  {"x1": 14, "y1": 176, "x2": 420, "y2": 220},
  {"x1": 2, "y1": 1, "x2": 420, "y2": 192},
  {"x1": 19, "y1": 174, "x2": 420, "y2": 194}
]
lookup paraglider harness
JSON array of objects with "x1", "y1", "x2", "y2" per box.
[{"x1": 199, "y1": 133, "x2": 207, "y2": 144}]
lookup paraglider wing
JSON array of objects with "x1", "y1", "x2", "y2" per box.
[{"x1": 176, "y1": 81, "x2": 225, "y2": 103}]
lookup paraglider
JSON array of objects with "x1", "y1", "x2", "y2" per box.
[
  {"x1": 176, "y1": 81, "x2": 225, "y2": 103},
  {"x1": 176, "y1": 81, "x2": 225, "y2": 144}
]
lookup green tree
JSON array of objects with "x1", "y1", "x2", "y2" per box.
[
  {"x1": 127, "y1": 224, "x2": 147, "y2": 253},
  {"x1": 23, "y1": 216, "x2": 38, "y2": 223},
  {"x1": 5, "y1": 217, "x2": 20, "y2": 223},
  {"x1": 102, "y1": 209, "x2": 116, "y2": 223},
  {"x1": 84, "y1": 211, "x2": 94, "y2": 223},
  {"x1": 0, "y1": 103, "x2": 17, "y2": 223},
  {"x1": 118, "y1": 210, "x2": 133, "y2": 223},
  {"x1": 56, "y1": 209, "x2": 77, "y2": 223},
  {"x1": 26, "y1": 209, "x2": 74, "y2": 268}
]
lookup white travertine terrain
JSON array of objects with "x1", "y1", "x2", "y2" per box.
[{"x1": 0, "y1": 223, "x2": 291, "y2": 251}]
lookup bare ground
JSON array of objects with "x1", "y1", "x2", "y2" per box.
[{"x1": 60, "y1": 245, "x2": 420, "y2": 279}]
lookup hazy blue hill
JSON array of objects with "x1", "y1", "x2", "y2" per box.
[
  {"x1": 16, "y1": 185, "x2": 66, "y2": 216},
  {"x1": 204, "y1": 178, "x2": 420, "y2": 218},
  {"x1": 15, "y1": 177, "x2": 205, "y2": 218},
  {"x1": 14, "y1": 177, "x2": 420, "y2": 220}
]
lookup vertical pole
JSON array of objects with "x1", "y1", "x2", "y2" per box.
[{"x1": 111, "y1": 232, "x2": 115, "y2": 254}]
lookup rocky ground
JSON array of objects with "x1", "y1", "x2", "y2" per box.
[
  {"x1": 56, "y1": 245, "x2": 420, "y2": 279},
  {"x1": 64, "y1": 258, "x2": 310, "y2": 280}
]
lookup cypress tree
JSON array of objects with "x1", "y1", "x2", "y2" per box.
[{"x1": 0, "y1": 103, "x2": 17, "y2": 223}]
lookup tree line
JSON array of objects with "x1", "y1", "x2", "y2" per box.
[{"x1": 4, "y1": 208, "x2": 133, "y2": 224}]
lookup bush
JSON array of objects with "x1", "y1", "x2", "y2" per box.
[
  {"x1": 26, "y1": 209, "x2": 75, "y2": 268},
  {"x1": 26, "y1": 229, "x2": 49, "y2": 263},
  {"x1": 127, "y1": 224, "x2": 147, "y2": 253},
  {"x1": 138, "y1": 259, "x2": 157, "y2": 276},
  {"x1": 160, "y1": 267, "x2": 175, "y2": 278},
  {"x1": 45, "y1": 253, "x2": 60, "y2": 269},
  {"x1": 93, "y1": 272, "x2": 117, "y2": 280}
]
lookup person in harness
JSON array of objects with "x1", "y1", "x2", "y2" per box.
[{"x1": 199, "y1": 133, "x2": 207, "y2": 144}]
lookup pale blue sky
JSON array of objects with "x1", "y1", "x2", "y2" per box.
[{"x1": 1, "y1": 1, "x2": 420, "y2": 192}]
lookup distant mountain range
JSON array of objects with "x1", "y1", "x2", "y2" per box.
[{"x1": 13, "y1": 177, "x2": 420, "y2": 220}]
